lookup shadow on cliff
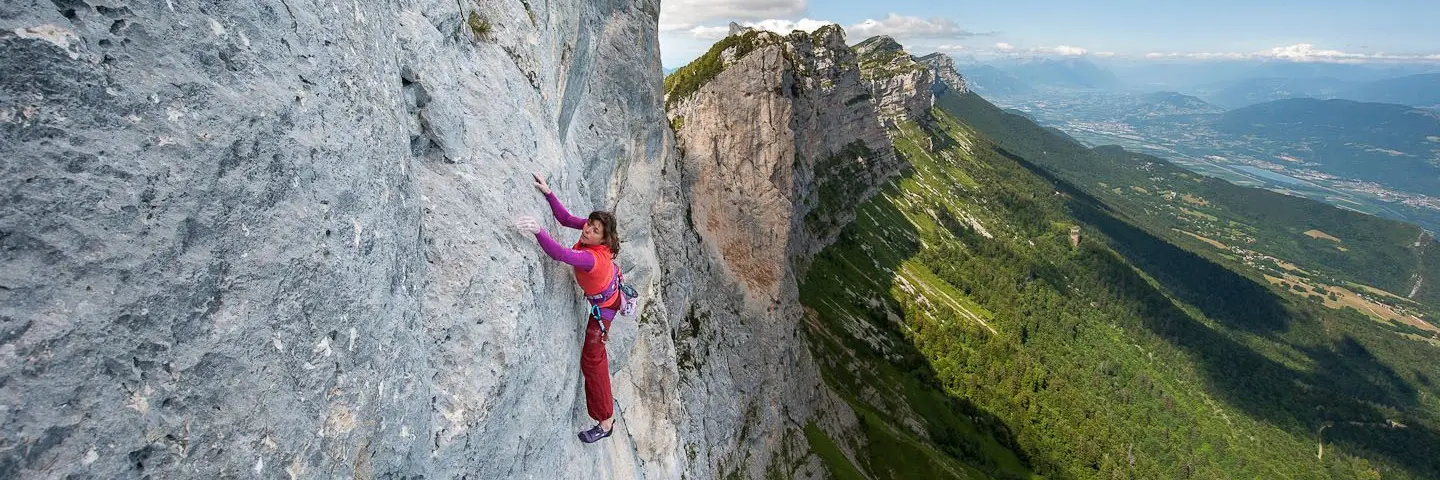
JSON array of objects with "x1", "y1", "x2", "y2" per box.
[
  {"x1": 1003, "y1": 148, "x2": 1440, "y2": 479},
  {"x1": 798, "y1": 152, "x2": 1056, "y2": 479}
]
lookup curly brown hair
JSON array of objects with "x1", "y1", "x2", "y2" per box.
[{"x1": 587, "y1": 211, "x2": 620, "y2": 255}]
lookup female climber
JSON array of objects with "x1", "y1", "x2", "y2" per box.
[{"x1": 515, "y1": 172, "x2": 622, "y2": 444}]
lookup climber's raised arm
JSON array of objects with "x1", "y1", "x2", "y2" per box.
[
  {"x1": 533, "y1": 172, "x2": 587, "y2": 229},
  {"x1": 516, "y1": 216, "x2": 596, "y2": 271}
]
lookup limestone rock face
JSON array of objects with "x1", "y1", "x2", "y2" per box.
[
  {"x1": 727, "y1": 21, "x2": 749, "y2": 37},
  {"x1": 0, "y1": 0, "x2": 684, "y2": 478},
  {"x1": 918, "y1": 52, "x2": 970, "y2": 96},
  {"x1": 855, "y1": 35, "x2": 934, "y2": 124},
  {"x1": 667, "y1": 27, "x2": 896, "y2": 301}
]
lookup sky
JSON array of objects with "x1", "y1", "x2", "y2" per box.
[{"x1": 658, "y1": 0, "x2": 1440, "y2": 68}]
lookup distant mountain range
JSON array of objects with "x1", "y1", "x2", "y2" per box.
[
  {"x1": 959, "y1": 58, "x2": 1440, "y2": 200},
  {"x1": 1213, "y1": 98, "x2": 1440, "y2": 195},
  {"x1": 955, "y1": 57, "x2": 1439, "y2": 109},
  {"x1": 958, "y1": 57, "x2": 1121, "y2": 95},
  {"x1": 985, "y1": 83, "x2": 1440, "y2": 228},
  {"x1": 1341, "y1": 73, "x2": 1440, "y2": 108},
  {"x1": 1107, "y1": 60, "x2": 1439, "y2": 90},
  {"x1": 1202, "y1": 76, "x2": 1356, "y2": 108},
  {"x1": 990, "y1": 57, "x2": 1125, "y2": 90},
  {"x1": 1200, "y1": 74, "x2": 1440, "y2": 108},
  {"x1": 955, "y1": 64, "x2": 1035, "y2": 96}
]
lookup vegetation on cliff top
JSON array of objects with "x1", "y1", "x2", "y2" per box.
[
  {"x1": 663, "y1": 30, "x2": 779, "y2": 109},
  {"x1": 855, "y1": 36, "x2": 926, "y2": 82},
  {"x1": 665, "y1": 25, "x2": 857, "y2": 111}
]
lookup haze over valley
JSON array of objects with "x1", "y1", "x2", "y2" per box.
[{"x1": 964, "y1": 58, "x2": 1440, "y2": 232}]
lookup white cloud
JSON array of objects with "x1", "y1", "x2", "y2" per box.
[
  {"x1": 659, "y1": 0, "x2": 808, "y2": 31},
  {"x1": 687, "y1": 26, "x2": 732, "y2": 40},
  {"x1": 687, "y1": 18, "x2": 833, "y2": 40},
  {"x1": 934, "y1": 44, "x2": 967, "y2": 52},
  {"x1": 985, "y1": 42, "x2": 1090, "y2": 57},
  {"x1": 1267, "y1": 43, "x2": 1365, "y2": 61},
  {"x1": 748, "y1": 18, "x2": 833, "y2": 35},
  {"x1": 849, "y1": 13, "x2": 981, "y2": 40},
  {"x1": 1143, "y1": 43, "x2": 1440, "y2": 63},
  {"x1": 1144, "y1": 51, "x2": 1247, "y2": 60}
]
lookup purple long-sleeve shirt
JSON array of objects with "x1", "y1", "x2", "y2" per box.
[
  {"x1": 534, "y1": 192, "x2": 595, "y2": 271},
  {"x1": 546, "y1": 191, "x2": 588, "y2": 230}
]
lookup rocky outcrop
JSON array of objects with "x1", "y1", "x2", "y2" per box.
[
  {"x1": 1, "y1": 0, "x2": 684, "y2": 478},
  {"x1": 918, "y1": 53, "x2": 970, "y2": 96},
  {"x1": 855, "y1": 36, "x2": 934, "y2": 124}
]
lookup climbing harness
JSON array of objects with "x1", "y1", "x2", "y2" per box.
[{"x1": 585, "y1": 270, "x2": 639, "y2": 337}]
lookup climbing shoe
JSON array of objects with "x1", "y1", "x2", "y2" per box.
[{"x1": 578, "y1": 424, "x2": 612, "y2": 443}]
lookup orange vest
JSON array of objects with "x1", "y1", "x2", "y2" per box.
[{"x1": 573, "y1": 243, "x2": 617, "y2": 305}]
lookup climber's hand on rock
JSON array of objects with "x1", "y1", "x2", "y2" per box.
[
  {"x1": 516, "y1": 216, "x2": 542, "y2": 235},
  {"x1": 532, "y1": 172, "x2": 551, "y2": 195}
]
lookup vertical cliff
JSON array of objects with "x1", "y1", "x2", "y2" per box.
[
  {"x1": 917, "y1": 53, "x2": 970, "y2": 96},
  {"x1": 658, "y1": 26, "x2": 889, "y2": 478},
  {"x1": 1, "y1": 0, "x2": 683, "y2": 477},
  {"x1": 664, "y1": 26, "x2": 900, "y2": 302},
  {"x1": 658, "y1": 25, "x2": 954, "y2": 477},
  {"x1": 855, "y1": 36, "x2": 935, "y2": 124}
]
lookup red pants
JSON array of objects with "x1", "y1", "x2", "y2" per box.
[{"x1": 581, "y1": 314, "x2": 614, "y2": 421}]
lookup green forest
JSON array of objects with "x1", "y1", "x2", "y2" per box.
[{"x1": 798, "y1": 98, "x2": 1440, "y2": 479}]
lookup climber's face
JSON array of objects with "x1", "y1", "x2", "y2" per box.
[{"x1": 581, "y1": 220, "x2": 605, "y2": 246}]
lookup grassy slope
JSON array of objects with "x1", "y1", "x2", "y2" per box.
[{"x1": 800, "y1": 104, "x2": 1440, "y2": 479}]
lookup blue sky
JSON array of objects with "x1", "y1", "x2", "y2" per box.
[{"x1": 659, "y1": 0, "x2": 1440, "y2": 68}]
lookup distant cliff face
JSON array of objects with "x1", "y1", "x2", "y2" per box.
[
  {"x1": 855, "y1": 36, "x2": 935, "y2": 124},
  {"x1": 0, "y1": 0, "x2": 684, "y2": 478},
  {"x1": 665, "y1": 27, "x2": 923, "y2": 301},
  {"x1": 658, "y1": 25, "x2": 948, "y2": 476},
  {"x1": 918, "y1": 52, "x2": 970, "y2": 96}
]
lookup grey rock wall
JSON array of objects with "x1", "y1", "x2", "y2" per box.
[
  {"x1": 667, "y1": 27, "x2": 898, "y2": 300},
  {"x1": 0, "y1": 0, "x2": 686, "y2": 478},
  {"x1": 661, "y1": 24, "x2": 917, "y2": 477},
  {"x1": 663, "y1": 39, "x2": 830, "y2": 477},
  {"x1": 855, "y1": 35, "x2": 934, "y2": 124},
  {"x1": 918, "y1": 53, "x2": 969, "y2": 96}
]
